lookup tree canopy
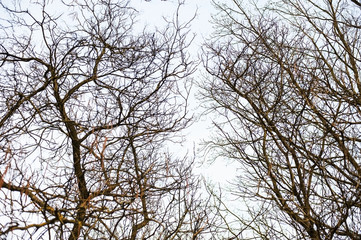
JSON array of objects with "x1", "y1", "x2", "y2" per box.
[
  {"x1": 2, "y1": 0, "x2": 361, "y2": 239},
  {"x1": 0, "y1": 0, "x2": 215, "y2": 239},
  {"x1": 202, "y1": 0, "x2": 361, "y2": 239}
]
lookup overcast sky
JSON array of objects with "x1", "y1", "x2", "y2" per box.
[{"x1": 129, "y1": 0, "x2": 239, "y2": 184}]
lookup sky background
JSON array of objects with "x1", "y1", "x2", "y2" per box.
[{"x1": 130, "y1": 0, "x2": 239, "y2": 185}]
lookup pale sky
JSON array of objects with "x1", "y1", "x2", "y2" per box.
[{"x1": 130, "y1": 0, "x2": 238, "y2": 184}]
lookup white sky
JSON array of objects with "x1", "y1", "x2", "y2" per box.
[{"x1": 130, "y1": 0, "x2": 239, "y2": 185}]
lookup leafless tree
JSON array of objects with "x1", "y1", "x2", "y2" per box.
[
  {"x1": 202, "y1": 0, "x2": 361, "y2": 239},
  {"x1": 0, "y1": 0, "x2": 214, "y2": 239}
]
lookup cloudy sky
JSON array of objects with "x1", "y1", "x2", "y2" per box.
[{"x1": 130, "y1": 0, "x2": 239, "y2": 184}]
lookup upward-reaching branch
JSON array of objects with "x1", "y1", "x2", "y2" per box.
[
  {"x1": 0, "y1": 1, "x2": 216, "y2": 239},
  {"x1": 202, "y1": 0, "x2": 361, "y2": 238}
]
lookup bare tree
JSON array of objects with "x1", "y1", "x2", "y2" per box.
[
  {"x1": 202, "y1": 0, "x2": 361, "y2": 239},
  {"x1": 0, "y1": 0, "x2": 214, "y2": 239}
]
